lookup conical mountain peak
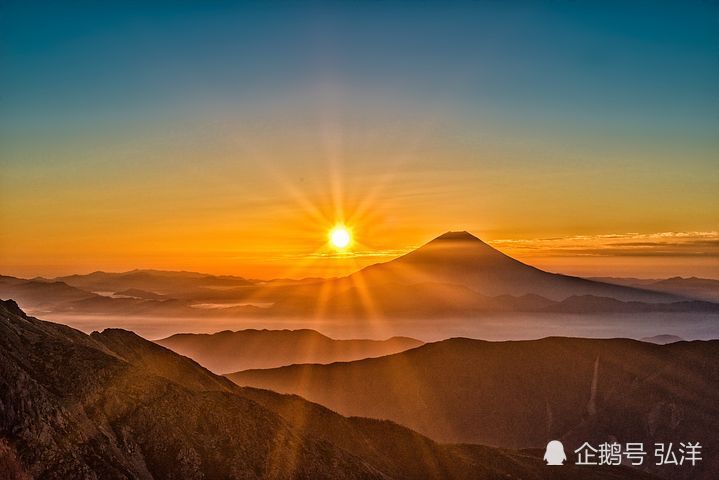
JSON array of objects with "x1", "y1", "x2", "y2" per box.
[
  {"x1": 418, "y1": 231, "x2": 497, "y2": 254},
  {"x1": 352, "y1": 230, "x2": 679, "y2": 302},
  {"x1": 432, "y1": 231, "x2": 482, "y2": 242},
  {"x1": 408, "y1": 231, "x2": 519, "y2": 265}
]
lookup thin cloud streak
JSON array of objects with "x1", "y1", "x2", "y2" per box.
[{"x1": 491, "y1": 232, "x2": 719, "y2": 258}]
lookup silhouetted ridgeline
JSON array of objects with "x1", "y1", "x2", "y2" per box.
[
  {"x1": 229, "y1": 335, "x2": 719, "y2": 480},
  {"x1": 5, "y1": 233, "x2": 718, "y2": 322},
  {"x1": 156, "y1": 329, "x2": 423, "y2": 373},
  {"x1": 0, "y1": 299, "x2": 658, "y2": 479}
]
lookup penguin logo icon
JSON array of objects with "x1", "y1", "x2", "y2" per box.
[{"x1": 544, "y1": 440, "x2": 567, "y2": 465}]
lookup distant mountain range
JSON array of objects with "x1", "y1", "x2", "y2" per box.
[
  {"x1": 3, "y1": 232, "x2": 717, "y2": 321},
  {"x1": 0, "y1": 300, "x2": 659, "y2": 479},
  {"x1": 156, "y1": 329, "x2": 423, "y2": 373},
  {"x1": 592, "y1": 276, "x2": 719, "y2": 303},
  {"x1": 0, "y1": 274, "x2": 98, "y2": 308},
  {"x1": 228, "y1": 335, "x2": 719, "y2": 480},
  {"x1": 43, "y1": 269, "x2": 255, "y2": 294}
]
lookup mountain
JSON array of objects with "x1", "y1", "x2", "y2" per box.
[
  {"x1": 263, "y1": 232, "x2": 712, "y2": 319},
  {"x1": 542, "y1": 295, "x2": 719, "y2": 314},
  {"x1": 0, "y1": 300, "x2": 656, "y2": 479},
  {"x1": 228, "y1": 336, "x2": 719, "y2": 480},
  {"x1": 0, "y1": 275, "x2": 98, "y2": 309},
  {"x1": 156, "y1": 329, "x2": 423, "y2": 373},
  {"x1": 593, "y1": 276, "x2": 719, "y2": 303},
  {"x1": 49, "y1": 269, "x2": 255, "y2": 295},
  {"x1": 269, "y1": 283, "x2": 717, "y2": 318},
  {"x1": 0, "y1": 274, "x2": 262, "y2": 319},
  {"x1": 346, "y1": 231, "x2": 680, "y2": 302},
  {"x1": 0, "y1": 299, "x2": 375, "y2": 479},
  {"x1": 5, "y1": 234, "x2": 715, "y2": 322}
]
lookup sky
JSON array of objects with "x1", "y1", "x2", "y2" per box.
[{"x1": 1, "y1": 1, "x2": 718, "y2": 279}]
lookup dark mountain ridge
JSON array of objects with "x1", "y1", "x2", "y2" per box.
[
  {"x1": 0, "y1": 299, "x2": 655, "y2": 479},
  {"x1": 592, "y1": 276, "x2": 719, "y2": 302},
  {"x1": 228, "y1": 335, "x2": 719, "y2": 480}
]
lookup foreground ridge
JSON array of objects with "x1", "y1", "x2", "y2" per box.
[{"x1": 0, "y1": 299, "x2": 659, "y2": 479}]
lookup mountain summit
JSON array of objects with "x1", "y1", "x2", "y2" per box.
[
  {"x1": 395, "y1": 231, "x2": 536, "y2": 272},
  {"x1": 352, "y1": 231, "x2": 677, "y2": 302},
  {"x1": 429, "y1": 231, "x2": 482, "y2": 242}
]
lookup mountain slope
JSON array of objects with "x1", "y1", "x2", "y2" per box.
[
  {"x1": 155, "y1": 329, "x2": 423, "y2": 373},
  {"x1": 0, "y1": 275, "x2": 98, "y2": 308},
  {"x1": 0, "y1": 299, "x2": 655, "y2": 479},
  {"x1": 542, "y1": 295, "x2": 719, "y2": 313},
  {"x1": 228, "y1": 336, "x2": 719, "y2": 480},
  {"x1": 593, "y1": 276, "x2": 719, "y2": 302},
  {"x1": 349, "y1": 232, "x2": 680, "y2": 302},
  {"x1": 0, "y1": 301, "x2": 381, "y2": 479},
  {"x1": 50, "y1": 269, "x2": 255, "y2": 295}
]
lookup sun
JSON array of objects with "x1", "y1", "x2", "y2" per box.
[{"x1": 328, "y1": 225, "x2": 352, "y2": 250}]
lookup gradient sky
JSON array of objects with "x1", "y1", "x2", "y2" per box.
[{"x1": 1, "y1": 1, "x2": 718, "y2": 279}]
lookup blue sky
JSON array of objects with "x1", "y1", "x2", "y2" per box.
[{"x1": 2, "y1": 1, "x2": 717, "y2": 139}]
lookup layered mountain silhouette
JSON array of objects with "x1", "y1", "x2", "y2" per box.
[
  {"x1": 266, "y1": 232, "x2": 715, "y2": 318},
  {"x1": 46, "y1": 269, "x2": 255, "y2": 295},
  {"x1": 0, "y1": 299, "x2": 661, "y2": 479},
  {"x1": 593, "y1": 276, "x2": 719, "y2": 303},
  {"x1": 3, "y1": 232, "x2": 717, "y2": 322},
  {"x1": 0, "y1": 275, "x2": 98, "y2": 308},
  {"x1": 156, "y1": 329, "x2": 423, "y2": 373},
  {"x1": 228, "y1": 336, "x2": 719, "y2": 480},
  {"x1": 347, "y1": 232, "x2": 680, "y2": 302}
]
